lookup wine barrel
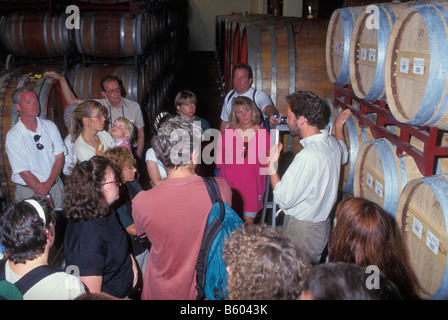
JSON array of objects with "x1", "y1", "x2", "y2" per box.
[
  {"x1": 240, "y1": 17, "x2": 334, "y2": 115},
  {"x1": 0, "y1": 70, "x2": 67, "y2": 203},
  {"x1": 354, "y1": 138, "x2": 423, "y2": 218},
  {"x1": 385, "y1": 3, "x2": 448, "y2": 130},
  {"x1": 326, "y1": 6, "x2": 365, "y2": 85},
  {"x1": 0, "y1": 11, "x2": 75, "y2": 58},
  {"x1": 396, "y1": 174, "x2": 448, "y2": 299},
  {"x1": 349, "y1": 2, "x2": 421, "y2": 101},
  {"x1": 75, "y1": 11, "x2": 147, "y2": 58},
  {"x1": 334, "y1": 107, "x2": 374, "y2": 193},
  {"x1": 68, "y1": 65, "x2": 144, "y2": 106}
]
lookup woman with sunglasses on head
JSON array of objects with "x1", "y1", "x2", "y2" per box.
[
  {"x1": 70, "y1": 100, "x2": 113, "y2": 163},
  {"x1": 63, "y1": 156, "x2": 138, "y2": 299},
  {"x1": 216, "y1": 96, "x2": 270, "y2": 223}
]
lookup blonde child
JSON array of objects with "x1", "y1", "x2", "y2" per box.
[{"x1": 110, "y1": 116, "x2": 133, "y2": 151}]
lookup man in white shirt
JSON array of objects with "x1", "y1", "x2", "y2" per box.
[
  {"x1": 268, "y1": 90, "x2": 351, "y2": 264},
  {"x1": 43, "y1": 71, "x2": 145, "y2": 159},
  {"x1": 219, "y1": 63, "x2": 279, "y2": 132},
  {"x1": 5, "y1": 87, "x2": 66, "y2": 208}
]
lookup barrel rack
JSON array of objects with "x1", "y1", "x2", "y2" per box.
[{"x1": 334, "y1": 84, "x2": 448, "y2": 177}]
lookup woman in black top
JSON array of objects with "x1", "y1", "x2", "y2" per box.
[{"x1": 63, "y1": 156, "x2": 138, "y2": 298}]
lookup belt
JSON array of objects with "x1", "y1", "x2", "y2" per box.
[{"x1": 18, "y1": 177, "x2": 61, "y2": 189}]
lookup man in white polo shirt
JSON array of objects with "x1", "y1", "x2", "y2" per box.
[
  {"x1": 268, "y1": 90, "x2": 350, "y2": 265},
  {"x1": 5, "y1": 87, "x2": 66, "y2": 208}
]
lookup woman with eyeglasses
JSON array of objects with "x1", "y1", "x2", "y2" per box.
[
  {"x1": 70, "y1": 100, "x2": 113, "y2": 163},
  {"x1": 103, "y1": 147, "x2": 149, "y2": 281},
  {"x1": 216, "y1": 96, "x2": 271, "y2": 223},
  {"x1": 63, "y1": 156, "x2": 139, "y2": 299}
]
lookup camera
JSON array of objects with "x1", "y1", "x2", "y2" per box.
[{"x1": 273, "y1": 113, "x2": 287, "y2": 124}]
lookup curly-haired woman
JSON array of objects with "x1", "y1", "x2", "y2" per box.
[
  {"x1": 223, "y1": 223, "x2": 311, "y2": 300},
  {"x1": 63, "y1": 156, "x2": 138, "y2": 299}
]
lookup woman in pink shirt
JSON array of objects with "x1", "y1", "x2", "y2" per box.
[{"x1": 217, "y1": 96, "x2": 270, "y2": 223}]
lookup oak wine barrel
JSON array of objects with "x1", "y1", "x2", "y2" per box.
[
  {"x1": 385, "y1": 2, "x2": 448, "y2": 130},
  {"x1": 396, "y1": 174, "x2": 448, "y2": 299},
  {"x1": 349, "y1": 2, "x2": 420, "y2": 101},
  {"x1": 354, "y1": 138, "x2": 423, "y2": 218},
  {"x1": 0, "y1": 11, "x2": 75, "y2": 58},
  {"x1": 75, "y1": 11, "x2": 147, "y2": 58},
  {"x1": 68, "y1": 64, "x2": 144, "y2": 106}
]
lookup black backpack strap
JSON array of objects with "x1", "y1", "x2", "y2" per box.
[
  {"x1": 226, "y1": 90, "x2": 236, "y2": 105},
  {"x1": 0, "y1": 260, "x2": 57, "y2": 296},
  {"x1": 0, "y1": 260, "x2": 6, "y2": 281},
  {"x1": 14, "y1": 265, "x2": 58, "y2": 295},
  {"x1": 202, "y1": 177, "x2": 225, "y2": 223},
  {"x1": 196, "y1": 177, "x2": 226, "y2": 300}
]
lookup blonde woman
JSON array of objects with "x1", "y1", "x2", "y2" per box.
[
  {"x1": 71, "y1": 100, "x2": 113, "y2": 162},
  {"x1": 216, "y1": 96, "x2": 270, "y2": 223}
]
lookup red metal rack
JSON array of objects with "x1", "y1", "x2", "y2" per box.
[{"x1": 334, "y1": 85, "x2": 448, "y2": 177}]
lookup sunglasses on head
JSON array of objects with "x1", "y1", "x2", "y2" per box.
[{"x1": 34, "y1": 134, "x2": 44, "y2": 150}]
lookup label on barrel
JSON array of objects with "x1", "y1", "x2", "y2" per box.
[
  {"x1": 360, "y1": 48, "x2": 367, "y2": 61},
  {"x1": 412, "y1": 216, "x2": 423, "y2": 239},
  {"x1": 426, "y1": 230, "x2": 439, "y2": 256},
  {"x1": 413, "y1": 58, "x2": 425, "y2": 75},
  {"x1": 366, "y1": 172, "x2": 373, "y2": 188},
  {"x1": 334, "y1": 41, "x2": 340, "y2": 53},
  {"x1": 368, "y1": 48, "x2": 376, "y2": 62},
  {"x1": 374, "y1": 180, "x2": 383, "y2": 198},
  {"x1": 400, "y1": 57, "x2": 409, "y2": 74}
]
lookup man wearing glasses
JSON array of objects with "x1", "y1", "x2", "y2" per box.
[
  {"x1": 43, "y1": 71, "x2": 145, "y2": 159},
  {"x1": 5, "y1": 87, "x2": 66, "y2": 208}
]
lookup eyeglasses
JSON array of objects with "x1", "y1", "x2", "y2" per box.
[
  {"x1": 105, "y1": 88, "x2": 121, "y2": 95},
  {"x1": 91, "y1": 114, "x2": 105, "y2": 120},
  {"x1": 102, "y1": 179, "x2": 121, "y2": 187},
  {"x1": 34, "y1": 134, "x2": 44, "y2": 150}
]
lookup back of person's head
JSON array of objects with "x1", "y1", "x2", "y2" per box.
[
  {"x1": 329, "y1": 197, "x2": 420, "y2": 299},
  {"x1": 64, "y1": 156, "x2": 115, "y2": 222},
  {"x1": 0, "y1": 195, "x2": 55, "y2": 264},
  {"x1": 174, "y1": 90, "x2": 197, "y2": 107},
  {"x1": 103, "y1": 146, "x2": 137, "y2": 181},
  {"x1": 71, "y1": 100, "x2": 107, "y2": 142},
  {"x1": 228, "y1": 96, "x2": 262, "y2": 128},
  {"x1": 233, "y1": 63, "x2": 253, "y2": 79},
  {"x1": 152, "y1": 111, "x2": 173, "y2": 135},
  {"x1": 285, "y1": 90, "x2": 328, "y2": 129},
  {"x1": 223, "y1": 224, "x2": 311, "y2": 300},
  {"x1": 301, "y1": 262, "x2": 403, "y2": 300},
  {"x1": 151, "y1": 115, "x2": 202, "y2": 171}
]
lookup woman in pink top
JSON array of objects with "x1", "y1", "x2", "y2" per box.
[
  {"x1": 132, "y1": 116, "x2": 232, "y2": 300},
  {"x1": 217, "y1": 96, "x2": 270, "y2": 223}
]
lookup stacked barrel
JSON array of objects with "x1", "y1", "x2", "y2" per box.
[
  {"x1": 326, "y1": 1, "x2": 448, "y2": 299},
  {"x1": 0, "y1": 0, "x2": 189, "y2": 203}
]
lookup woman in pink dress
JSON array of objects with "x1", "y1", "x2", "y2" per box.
[{"x1": 217, "y1": 96, "x2": 271, "y2": 223}]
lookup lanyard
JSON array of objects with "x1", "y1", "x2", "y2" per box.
[{"x1": 109, "y1": 104, "x2": 125, "y2": 125}]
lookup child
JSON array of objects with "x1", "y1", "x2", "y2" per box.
[{"x1": 110, "y1": 117, "x2": 133, "y2": 151}]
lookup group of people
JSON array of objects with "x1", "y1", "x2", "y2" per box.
[{"x1": 0, "y1": 62, "x2": 421, "y2": 300}]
